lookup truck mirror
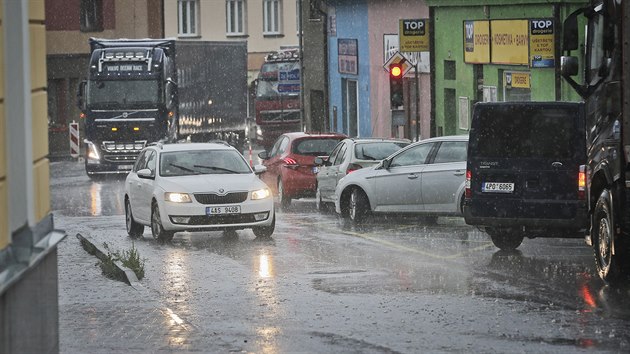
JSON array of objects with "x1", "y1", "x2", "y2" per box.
[
  {"x1": 560, "y1": 56, "x2": 579, "y2": 77},
  {"x1": 562, "y1": 11, "x2": 580, "y2": 52},
  {"x1": 77, "y1": 81, "x2": 87, "y2": 111}
]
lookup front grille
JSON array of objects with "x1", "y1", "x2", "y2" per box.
[
  {"x1": 103, "y1": 154, "x2": 138, "y2": 163},
  {"x1": 194, "y1": 192, "x2": 249, "y2": 204},
  {"x1": 187, "y1": 214, "x2": 257, "y2": 225}
]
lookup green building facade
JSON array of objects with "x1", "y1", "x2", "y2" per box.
[{"x1": 427, "y1": 0, "x2": 587, "y2": 137}]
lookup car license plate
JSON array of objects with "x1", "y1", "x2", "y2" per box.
[
  {"x1": 206, "y1": 206, "x2": 241, "y2": 215},
  {"x1": 118, "y1": 164, "x2": 133, "y2": 170},
  {"x1": 482, "y1": 182, "x2": 514, "y2": 193}
]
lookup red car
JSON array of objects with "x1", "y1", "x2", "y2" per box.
[{"x1": 258, "y1": 132, "x2": 347, "y2": 208}]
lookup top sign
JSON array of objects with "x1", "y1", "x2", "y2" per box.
[{"x1": 399, "y1": 19, "x2": 430, "y2": 52}]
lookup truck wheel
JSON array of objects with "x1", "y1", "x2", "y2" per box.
[
  {"x1": 486, "y1": 227, "x2": 524, "y2": 250},
  {"x1": 278, "y1": 179, "x2": 291, "y2": 209},
  {"x1": 151, "y1": 202, "x2": 174, "y2": 243},
  {"x1": 125, "y1": 198, "x2": 144, "y2": 238},
  {"x1": 592, "y1": 189, "x2": 627, "y2": 283},
  {"x1": 349, "y1": 188, "x2": 369, "y2": 223}
]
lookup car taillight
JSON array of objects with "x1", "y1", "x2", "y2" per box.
[
  {"x1": 465, "y1": 170, "x2": 472, "y2": 198},
  {"x1": 578, "y1": 165, "x2": 586, "y2": 200},
  {"x1": 346, "y1": 163, "x2": 362, "y2": 174},
  {"x1": 283, "y1": 157, "x2": 299, "y2": 170}
]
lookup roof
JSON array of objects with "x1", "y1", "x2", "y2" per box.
[
  {"x1": 150, "y1": 142, "x2": 236, "y2": 152},
  {"x1": 347, "y1": 137, "x2": 411, "y2": 144},
  {"x1": 414, "y1": 134, "x2": 469, "y2": 144},
  {"x1": 282, "y1": 131, "x2": 348, "y2": 139}
]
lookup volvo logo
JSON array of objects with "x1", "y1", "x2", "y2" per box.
[{"x1": 122, "y1": 112, "x2": 129, "y2": 118}]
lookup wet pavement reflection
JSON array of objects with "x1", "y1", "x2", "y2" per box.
[{"x1": 52, "y1": 160, "x2": 630, "y2": 352}]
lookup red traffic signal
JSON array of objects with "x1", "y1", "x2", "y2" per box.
[{"x1": 389, "y1": 63, "x2": 403, "y2": 78}]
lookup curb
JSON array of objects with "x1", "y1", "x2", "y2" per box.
[{"x1": 75, "y1": 233, "x2": 143, "y2": 290}]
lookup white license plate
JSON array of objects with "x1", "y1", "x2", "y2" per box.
[
  {"x1": 482, "y1": 182, "x2": 514, "y2": 193},
  {"x1": 118, "y1": 164, "x2": 133, "y2": 170},
  {"x1": 206, "y1": 206, "x2": 241, "y2": 215}
]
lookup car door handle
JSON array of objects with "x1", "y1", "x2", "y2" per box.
[
  {"x1": 408, "y1": 174, "x2": 419, "y2": 179},
  {"x1": 453, "y1": 171, "x2": 465, "y2": 176}
]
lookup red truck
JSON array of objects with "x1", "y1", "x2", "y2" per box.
[{"x1": 254, "y1": 48, "x2": 302, "y2": 149}]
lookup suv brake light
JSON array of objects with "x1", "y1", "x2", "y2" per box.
[
  {"x1": 578, "y1": 165, "x2": 586, "y2": 200},
  {"x1": 465, "y1": 170, "x2": 472, "y2": 198}
]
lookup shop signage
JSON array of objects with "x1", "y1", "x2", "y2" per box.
[
  {"x1": 529, "y1": 19, "x2": 555, "y2": 68},
  {"x1": 463, "y1": 18, "x2": 556, "y2": 67},
  {"x1": 491, "y1": 19, "x2": 529, "y2": 65},
  {"x1": 338, "y1": 38, "x2": 358, "y2": 75},
  {"x1": 464, "y1": 20, "x2": 490, "y2": 64},
  {"x1": 399, "y1": 19, "x2": 430, "y2": 52},
  {"x1": 505, "y1": 71, "x2": 531, "y2": 89}
]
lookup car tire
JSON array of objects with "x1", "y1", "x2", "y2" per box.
[
  {"x1": 486, "y1": 227, "x2": 524, "y2": 250},
  {"x1": 349, "y1": 188, "x2": 369, "y2": 223},
  {"x1": 592, "y1": 189, "x2": 627, "y2": 284},
  {"x1": 315, "y1": 186, "x2": 326, "y2": 212},
  {"x1": 125, "y1": 198, "x2": 144, "y2": 238},
  {"x1": 151, "y1": 202, "x2": 174, "y2": 243},
  {"x1": 253, "y1": 213, "x2": 275, "y2": 239},
  {"x1": 278, "y1": 179, "x2": 291, "y2": 209}
]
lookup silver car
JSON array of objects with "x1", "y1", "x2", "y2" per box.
[
  {"x1": 315, "y1": 138, "x2": 409, "y2": 210},
  {"x1": 334, "y1": 135, "x2": 469, "y2": 223}
]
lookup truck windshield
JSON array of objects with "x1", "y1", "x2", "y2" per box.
[
  {"x1": 87, "y1": 79, "x2": 161, "y2": 108},
  {"x1": 256, "y1": 62, "x2": 299, "y2": 99}
]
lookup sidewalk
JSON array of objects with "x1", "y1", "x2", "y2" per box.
[{"x1": 57, "y1": 229, "x2": 238, "y2": 353}]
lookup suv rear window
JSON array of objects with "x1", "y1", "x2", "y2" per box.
[
  {"x1": 474, "y1": 106, "x2": 577, "y2": 159},
  {"x1": 294, "y1": 138, "x2": 342, "y2": 156}
]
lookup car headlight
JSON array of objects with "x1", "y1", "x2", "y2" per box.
[
  {"x1": 251, "y1": 188, "x2": 271, "y2": 200},
  {"x1": 164, "y1": 192, "x2": 192, "y2": 203},
  {"x1": 86, "y1": 140, "x2": 100, "y2": 161}
]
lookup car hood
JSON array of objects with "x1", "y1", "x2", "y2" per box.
[{"x1": 158, "y1": 173, "x2": 269, "y2": 193}]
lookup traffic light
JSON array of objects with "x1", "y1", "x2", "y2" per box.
[{"x1": 389, "y1": 63, "x2": 404, "y2": 108}]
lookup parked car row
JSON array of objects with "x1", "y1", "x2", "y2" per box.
[{"x1": 256, "y1": 132, "x2": 469, "y2": 224}]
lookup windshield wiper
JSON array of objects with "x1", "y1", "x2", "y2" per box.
[
  {"x1": 362, "y1": 153, "x2": 379, "y2": 161},
  {"x1": 193, "y1": 165, "x2": 240, "y2": 174},
  {"x1": 169, "y1": 163, "x2": 196, "y2": 173}
]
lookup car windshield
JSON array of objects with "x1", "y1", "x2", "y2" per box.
[
  {"x1": 87, "y1": 79, "x2": 161, "y2": 109},
  {"x1": 159, "y1": 149, "x2": 251, "y2": 176},
  {"x1": 294, "y1": 138, "x2": 342, "y2": 156},
  {"x1": 354, "y1": 141, "x2": 409, "y2": 160}
]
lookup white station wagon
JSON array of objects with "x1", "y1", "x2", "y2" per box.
[{"x1": 124, "y1": 142, "x2": 275, "y2": 242}]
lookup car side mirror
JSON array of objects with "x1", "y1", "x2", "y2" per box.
[
  {"x1": 314, "y1": 156, "x2": 325, "y2": 166},
  {"x1": 381, "y1": 159, "x2": 391, "y2": 169},
  {"x1": 77, "y1": 80, "x2": 87, "y2": 111},
  {"x1": 137, "y1": 168, "x2": 154, "y2": 179},
  {"x1": 258, "y1": 151, "x2": 269, "y2": 160},
  {"x1": 253, "y1": 165, "x2": 267, "y2": 175}
]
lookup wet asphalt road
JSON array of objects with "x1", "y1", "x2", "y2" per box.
[{"x1": 51, "y1": 159, "x2": 630, "y2": 353}]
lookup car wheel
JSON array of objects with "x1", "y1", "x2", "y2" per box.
[
  {"x1": 349, "y1": 188, "x2": 369, "y2": 223},
  {"x1": 592, "y1": 189, "x2": 627, "y2": 283},
  {"x1": 125, "y1": 198, "x2": 144, "y2": 238},
  {"x1": 253, "y1": 213, "x2": 275, "y2": 239},
  {"x1": 486, "y1": 227, "x2": 524, "y2": 250},
  {"x1": 151, "y1": 202, "x2": 174, "y2": 243},
  {"x1": 278, "y1": 179, "x2": 291, "y2": 209},
  {"x1": 315, "y1": 186, "x2": 326, "y2": 212}
]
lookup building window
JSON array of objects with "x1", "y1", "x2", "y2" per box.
[
  {"x1": 80, "y1": 0, "x2": 103, "y2": 32},
  {"x1": 226, "y1": 0, "x2": 246, "y2": 35},
  {"x1": 178, "y1": 0, "x2": 198, "y2": 36},
  {"x1": 263, "y1": 0, "x2": 282, "y2": 35}
]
